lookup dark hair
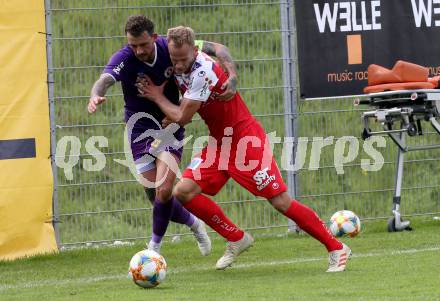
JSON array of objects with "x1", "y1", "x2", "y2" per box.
[{"x1": 125, "y1": 15, "x2": 155, "y2": 37}]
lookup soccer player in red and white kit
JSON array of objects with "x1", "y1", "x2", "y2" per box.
[{"x1": 138, "y1": 26, "x2": 351, "y2": 272}]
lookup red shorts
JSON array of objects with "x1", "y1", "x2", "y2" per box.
[{"x1": 182, "y1": 122, "x2": 287, "y2": 199}]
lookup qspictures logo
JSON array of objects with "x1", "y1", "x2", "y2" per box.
[{"x1": 55, "y1": 114, "x2": 387, "y2": 188}]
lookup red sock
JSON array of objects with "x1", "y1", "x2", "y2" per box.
[
  {"x1": 285, "y1": 200, "x2": 342, "y2": 252},
  {"x1": 183, "y1": 194, "x2": 244, "y2": 242}
]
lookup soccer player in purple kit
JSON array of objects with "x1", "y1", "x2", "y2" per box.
[{"x1": 87, "y1": 15, "x2": 238, "y2": 255}]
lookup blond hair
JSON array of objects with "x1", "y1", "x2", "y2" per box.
[{"x1": 167, "y1": 26, "x2": 195, "y2": 47}]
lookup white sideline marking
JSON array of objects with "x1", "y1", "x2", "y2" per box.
[{"x1": 0, "y1": 246, "x2": 438, "y2": 291}]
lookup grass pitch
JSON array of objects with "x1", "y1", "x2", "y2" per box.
[{"x1": 1, "y1": 217, "x2": 439, "y2": 301}]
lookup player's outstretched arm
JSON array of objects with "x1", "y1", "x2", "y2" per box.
[
  {"x1": 88, "y1": 73, "x2": 115, "y2": 113},
  {"x1": 152, "y1": 97, "x2": 200, "y2": 126},
  {"x1": 136, "y1": 76, "x2": 201, "y2": 126},
  {"x1": 201, "y1": 41, "x2": 237, "y2": 101}
]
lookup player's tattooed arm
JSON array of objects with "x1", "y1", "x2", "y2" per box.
[
  {"x1": 201, "y1": 41, "x2": 238, "y2": 101},
  {"x1": 90, "y1": 73, "x2": 115, "y2": 97},
  {"x1": 88, "y1": 74, "x2": 115, "y2": 113}
]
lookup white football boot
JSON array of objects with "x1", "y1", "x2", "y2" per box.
[
  {"x1": 147, "y1": 240, "x2": 162, "y2": 254},
  {"x1": 216, "y1": 232, "x2": 254, "y2": 270},
  {"x1": 191, "y1": 219, "x2": 212, "y2": 256},
  {"x1": 326, "y1": 243, "x2": 351, "y2": 272}
]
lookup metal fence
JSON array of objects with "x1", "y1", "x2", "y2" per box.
[{"x1": 47, "y1": 0, "x2": 440, "y2": 247}]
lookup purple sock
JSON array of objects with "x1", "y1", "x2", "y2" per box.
[
  {"x1": 152, "y1": 199, "x2": 173, "y2": 243},
  {"x1": 170, "y1": 196, "x2": 195, "y2": 227}
]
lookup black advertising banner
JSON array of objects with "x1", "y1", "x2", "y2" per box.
[{"x1": 295, "y1": 0, "x2": 440, "y2": 98}]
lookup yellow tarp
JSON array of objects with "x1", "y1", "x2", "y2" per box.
[{"x1": 0, "y1": 0, "x2": 57, "y2": 260}]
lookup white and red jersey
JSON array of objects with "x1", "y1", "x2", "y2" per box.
[
  {"x1": 174, "y1": 52, "x2": 255, "y2": 140},
  {"x1": 178, "y1": 52, "x2": 288, "y2": 199}
]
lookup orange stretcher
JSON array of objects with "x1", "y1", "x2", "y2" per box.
[
  {"x1": 364, "y1": 60, "x2": 440, "y2": 93},
  {"x1": 355, "y1": 60, "x2": 440, "y2": 232}
]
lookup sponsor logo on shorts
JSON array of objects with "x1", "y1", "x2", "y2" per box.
[
  {"x1": 253, "y1": 167, "x2": 276, "y2": 191},
  {"x1": 151, "y1": 138, "x2": 162, "y2": 149}
]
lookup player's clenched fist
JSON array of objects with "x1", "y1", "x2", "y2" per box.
[{"x1": 87, "y1": 96, "x2": 106, "y2": 113}]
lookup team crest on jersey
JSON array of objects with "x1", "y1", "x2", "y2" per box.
[
  {"x1": 197, "y1": 70, "x2": 206, "y2": 77},
  {"x1": 164, "y1": 66, "x2": 174, "y2": 78}
]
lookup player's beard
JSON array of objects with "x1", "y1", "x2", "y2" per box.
[
  {"x1": 137, "y1": 52, "x2": 154, "y2": 64},
  {"x1": 174, "y1": 61, "x2": 194, "y2": 75}
]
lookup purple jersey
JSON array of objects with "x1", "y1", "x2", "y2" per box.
[
  {"x1": 103, "y1": 36, "x2": 180, "y2": 123},
  {"x1": 103, "y1": 36, "x2": 184, "y2": 171}
]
